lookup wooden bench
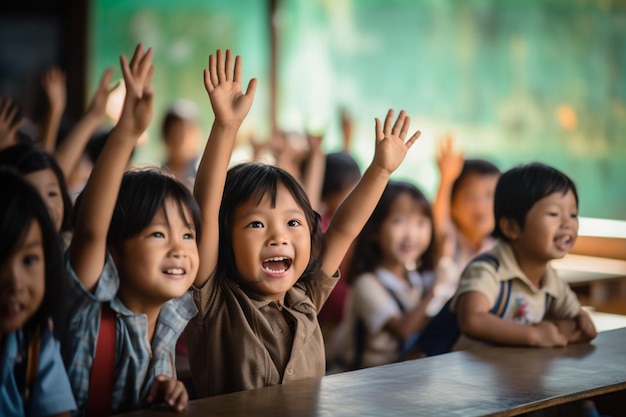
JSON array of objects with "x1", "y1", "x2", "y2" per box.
[{"x1": 124, "y1": 326, "x2": 626, "y2": 417}]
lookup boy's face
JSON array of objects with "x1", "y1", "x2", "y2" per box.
[
  {"x1": 0, "y1": 220, "x2": 45, "y2": 334},
  {"x1": 451, "y1": 173, "x2": 498, "y2": 241},
  {"x1": 507, "y1": 190, "x2": 578, "y2": 263},
  {"x1": 230, "y1": 184, "x2": 311, "y2": 305},
  {"x1": 114, "y1": 198, "x2": 199, "y2": 310},
  {"x1": 378, "y1": 193, "x2": 432, "y2": 272}
]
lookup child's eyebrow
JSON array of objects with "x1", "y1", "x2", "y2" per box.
[{"x1": 22, "y1": 240, "x2": 43, "y2": 250}]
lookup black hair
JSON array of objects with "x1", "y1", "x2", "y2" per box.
[
  {"x1": 161, "y1": 99, "x2": 199, "y2": 140},
  {"x1": 347, "y1": 181, "x2": 437, "y2": 285},
  {"x1": 321, "y1": 151, "x2": 361, "y2": 199},
  {"x1": 0, "y1": 143, "x2": 72, "y2": 232},
  {"x1": 493, "y1": 162, "x2": 579, "y2": 240},
  {"x1": 451, "y1": 158, "x2": 500, "y2": 202},
  {"x1": 73, "y1": 168, "x2": 202, "y2": 250},
  {"x1": 217, "y1": 162, "x2": 325, "y2": 286},
  {"x1": 0, "y1": 167, "x2": 65, "y2": 336}
]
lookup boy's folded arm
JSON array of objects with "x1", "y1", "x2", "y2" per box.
[{"x1": 456, "y1": 291, "x2": 567, "y2": 348}]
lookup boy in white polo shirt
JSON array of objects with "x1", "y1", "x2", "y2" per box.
[{"x1": 450, "y1": 162, "x2": 596, "y2": 351}]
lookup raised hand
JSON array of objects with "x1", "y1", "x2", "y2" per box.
[
  {"x1": 41, "y1": 66, "x2": 67, "y2": 115},
  {"x1": 204, "y1": 49, "x2": 257, "y2": 126},
  {"x1": 145, "y1": 375, "x2": 188, "y2": 412},
  {"x1": 86, "y1": 67, "x2": 118, "y2": 121},
  {"x1": 117, "y1": 44, "x2": 154, "y2": 137},
  {"x1": 372, "y1": 109, "x2": 421, "y2": 175},
  {"x1": 436, "y1": 133, "x2": 464, "y2": 185},
  {"x1": 0, "y1": 98, "x2": 22, "y2": 150}
]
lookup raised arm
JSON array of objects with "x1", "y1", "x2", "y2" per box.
[
  {"x1": 55, "y1": 68, "x2": 117, "y2": 179},
  {"x1": 301, "y1": 130, "x2": 325, "y2": 211},
  {"x1": 40, "y1": 67, "x2": 67, "y2": 152},
  {"x1": 70, "y1": 44, "x2": 153, "y2": 292},
  {"x1": 322, "y1": 109, "x2": 420, "y2": 276},
  {"x1": 194, "y1": 50, "x2": 257, "y2": 287},
  {"x1": 432, "y1": 134, "x2": 463, "y2": 255}
]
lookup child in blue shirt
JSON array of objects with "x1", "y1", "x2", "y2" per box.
[{"x1": 0, "y1": 167, "x2": 76, "y2": 417}]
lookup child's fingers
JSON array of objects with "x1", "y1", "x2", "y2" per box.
[
  {"x1": 137, "y1": 47, "x2": 154, "y2": 82},
  {"x1": 171, "y1": 384, "x2": 189, "y2": 412},
  {"x1": 398, "y1": 114, "x2": 410, "y2": 139},
  {"x1": 225, "y1": 50, "x2": 234, "y2": 82},
  {"x1": 217, "y1": 49, "x2": 226, "y2": 83},
  {"x1": 129, "y1": 44, "x2": 144, "y2": 74},
  {"x1": 391, "y1": 110, "x2": 406, "y2": 137},
  {"x1": 208, "y1": 54, "x2": 218, "y2": 88},
  {"x1": 405, "y1": 130, "x2": 421, "y2": 148},
  {"x1": 0, "y1": 98, "x2": 9, "y2": 118},
  {"x1": 374, "y1": 117, "x2": 383, "y2": 141},
  {"x1": 203, "y1": 69, "x2": 214, "y2": 93},
  {"x1": 233, "y1": 55, "x2": 243, "y2": 85},
  {"x1": 244, "y1": 78, "x2": 258, "y2": 100},
  {"x1": 99, "y1": 67, "x2": 114, "y2": 90},
  {"x1": 383, "y1": 109, "x2": 393, "y2": 134}
]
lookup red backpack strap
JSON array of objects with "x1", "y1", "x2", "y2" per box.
[{"x1": 85, "y1": 303, "x2": 116, "y2": 417}]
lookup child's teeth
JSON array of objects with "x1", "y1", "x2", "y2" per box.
[{"x1": 167, "y1": 268, "x2": 184, "y2": 274}]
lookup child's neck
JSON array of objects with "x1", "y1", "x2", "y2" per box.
[
  {"x1": 380, "y1": 261, "x2": 410, "y2": 282},
  {"x1": 459, "y1": 230, "x2": 488, "y2": 253},
  {"x1": 510, "y1": 246, "x2": 548, "y2": 288},
  {"x1": 117, "y1": 290, "x2": 164, "y2": 344}
]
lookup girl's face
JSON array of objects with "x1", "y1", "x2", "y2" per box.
[
  {"x1": 113, "y1": 198, "x2": 199, "y2": 311},
  {"x1": 230, "y1": 184, "x2": 311, "y2": 304},
  {"x1": 450, "y1": 173, "x2": 498, "y2": 242},
  {"x1": 378, "y1": 193, "x2": 432, "y2": 274},
  {"x1": 0, "y1": 220, "x2": 45, "y2": 334},
  {"x1": 24, "y1": 168, "x2": 64, "y2": 232}
]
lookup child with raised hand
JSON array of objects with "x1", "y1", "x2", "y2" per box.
[
  {"x1": 40, "y1": 67, "x2": 67, "y2": 153},
  {"x1": 330, "y1": 181, "x2": 437, "y2": 370},
  {"x1": 0, "y1": 167, "x2": 76, "y2": 417},
  {"x1": 184, "y1": 49, "x2": 420, "y2": 397},
  {"x1": 451, "y1": 162, "x2": 596, "y2": 351},
  {"x1": 431, "y1": 134, "x2": 500, "y2": 314},
  {"x1": 62, "y1": 44, "x2": 199, "y2": 415}
]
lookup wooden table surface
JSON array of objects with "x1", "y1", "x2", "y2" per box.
[{"x1": 121, "y1": 327, "x2": 626, "y2": 417}]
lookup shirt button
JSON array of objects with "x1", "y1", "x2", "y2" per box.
[{"x1": 286, "y1": 368, "x2": 293, "y2": 375}]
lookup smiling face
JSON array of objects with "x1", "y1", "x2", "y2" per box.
[
  {"x1": 112, "y1": 197, "x2": 199, "y2": 311},
  {"x1": 0, "y1": 220, "x2": 45, "y2": 334},
  {"x1": 378, "y1": 192, "x2": 432, "y2": 275},
  {"x1": 24, "y1": 168, "x2": 64, "y2": 232},
  {"x1": 230, "y1": 184, "x2": 311, "y2": 304},
  {"x1": 505, "y1": 189, "x2": 579, "y2": 263}
]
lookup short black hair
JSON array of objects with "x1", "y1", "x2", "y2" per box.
[
  {"x1": 321, "y1": 152, "x2": 361, "y2": 199},
  {"x1": 73, "y1": 168, "x2": 202, "y2": 251},
  {"x1": 217, "y1": 163, "x2": 325, "y2": 286},
  {"x1": 493, "y1": 162, "x2": 578, "y2": 240},
  {"x1": 0, "y1": 143, "x2": 73, "y2": 232},
  {"x1": 0, "y1": 167, "x2": 65, "y2": 336},
  {"x1": 451, "y1": 158, "x2": 500, "y2": 202},
  {"x1": 348, "y1": 180, "x2": 436, "y2": 285}
]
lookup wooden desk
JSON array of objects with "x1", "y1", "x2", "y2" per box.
[{"x1": 120, "y1": 328, "x2": 626, "y2": 417}]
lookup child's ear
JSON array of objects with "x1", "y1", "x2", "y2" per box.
[{"x1": 499, "y1": 217, "x2": 521, "y2": 240}]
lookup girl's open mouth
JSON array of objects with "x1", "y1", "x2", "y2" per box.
[{"x1": 262, "y1": 256, "x2": 293, "y2": 274}]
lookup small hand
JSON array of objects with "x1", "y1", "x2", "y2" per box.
[
  {"x1": 0, "y1": 98, "x2": 22, "y2": 150},
  {"x1": 533, "y1": 321, "x2": 568, "y2": 347},
  {"x1": 117, "y1": 44, "x2": 154, "y2": 137},
  {"x1": 436, "y1": 133, "x2": 464, "y2": 184},
  {"x1": 372, "y1": 109, "x2": 421, "y2": 175},
  {"x1": 306, "y1": 130, "x2": 324, "y2": 154},
  {"x1": 86, "y1": 67, "x2": 119, "y2": 121},
  {"x1": 204, "y1": 49, "x2": 257, "y2": 126},
  {"x1": 145, "y1": 375, "x2": 188, "y2": 412},
  {"x1": 576, "y1": 313, "x2": 597, "y2": 341},
  {"x1": 41, "y1": 67, "x2": 67, "y2": 114}
]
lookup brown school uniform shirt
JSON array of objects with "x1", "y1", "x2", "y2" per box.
[{"x1": 184, "y1": 269, "x2": 339, "y2": 398}]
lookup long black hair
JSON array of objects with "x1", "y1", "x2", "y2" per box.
[
  {"x1": 0, "y1": 167, "x2": 65, "y2": 335},
  {"x1": 347, "y1": 180, "x2": 436, "y2": 285},
  {"x1": 217, "y1": 162, "x2": 325, "y2": 285},
  {"x1": 0, "y1": 143, "x2": 73, "y2": 232}
]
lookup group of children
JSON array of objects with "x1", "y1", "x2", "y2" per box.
[{"x1": 0, "y1": 43, "x2": 597, "y2": 416}]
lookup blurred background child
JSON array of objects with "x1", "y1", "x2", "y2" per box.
[{"x1": 330, "y1": 180, "x2": 437, "y2": 371}]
